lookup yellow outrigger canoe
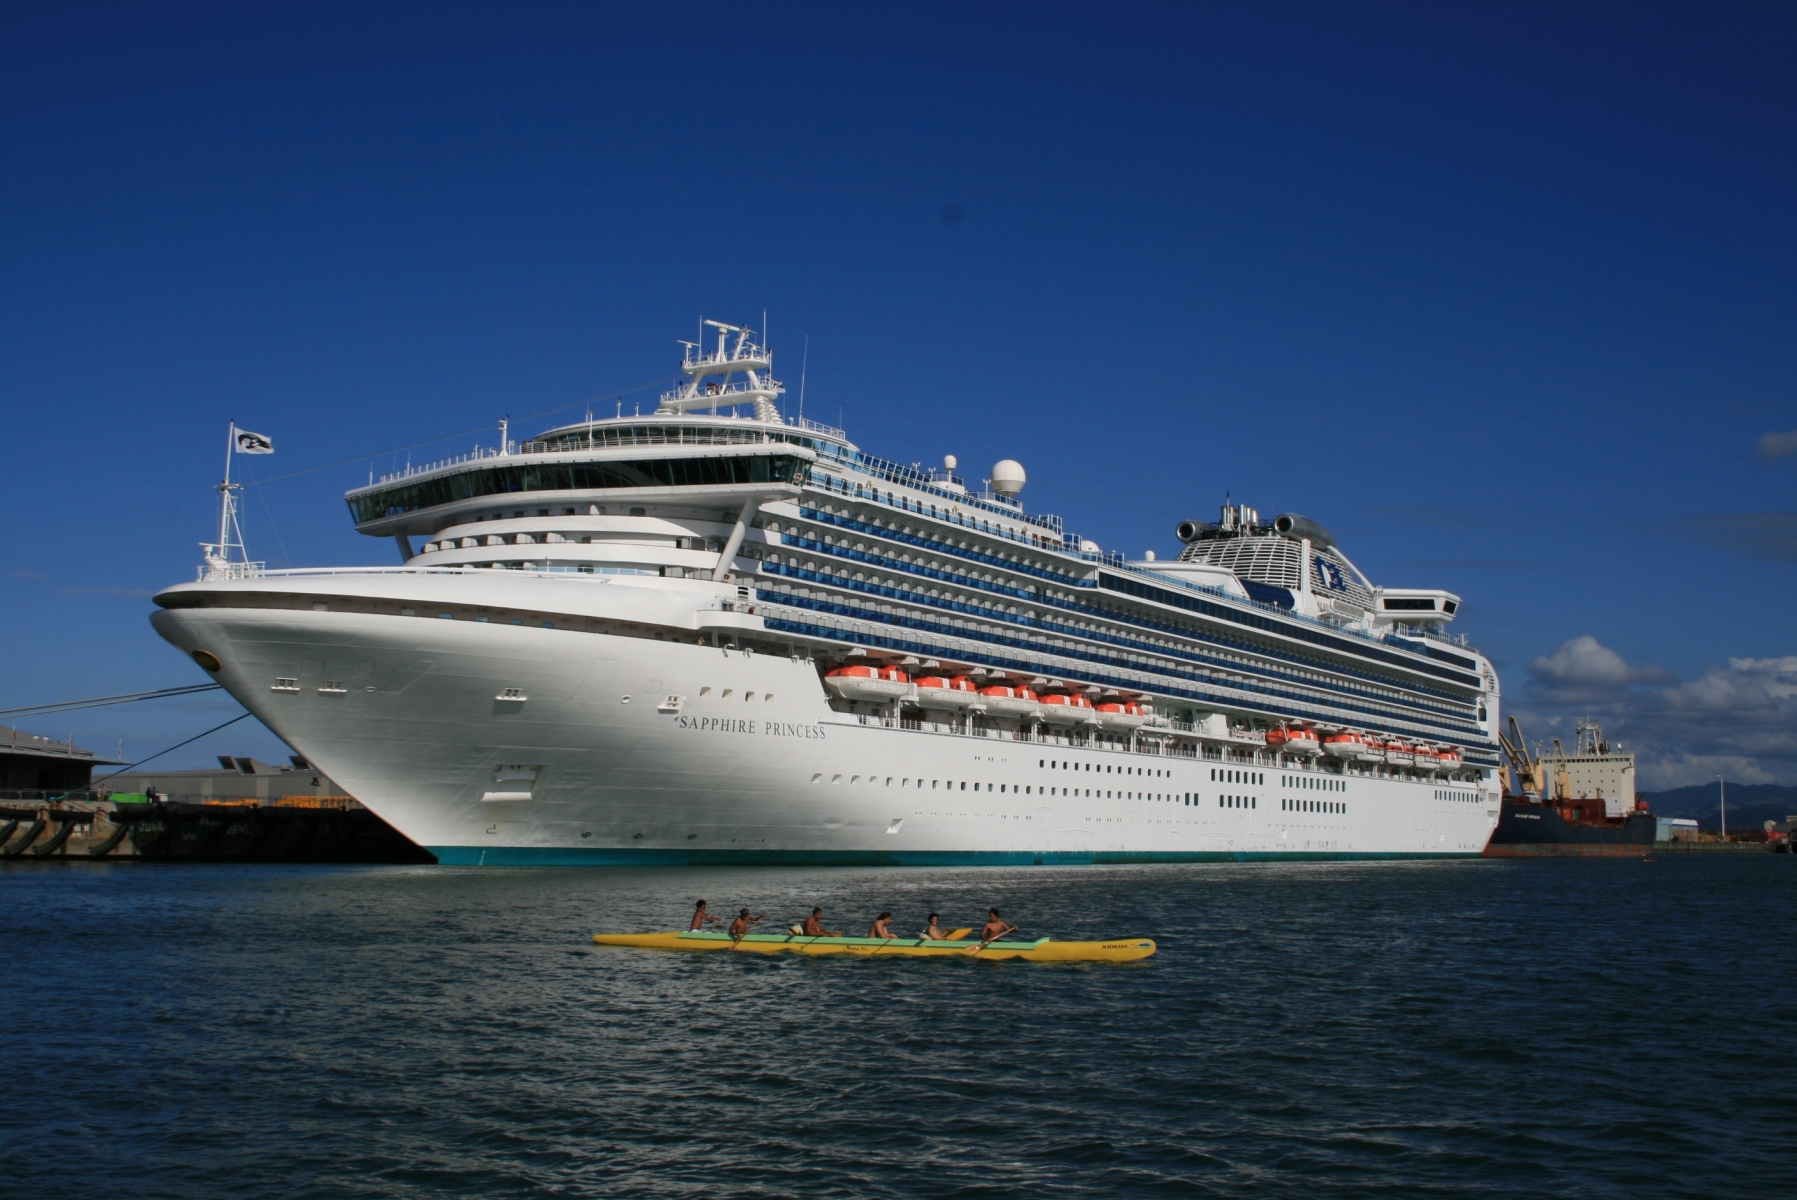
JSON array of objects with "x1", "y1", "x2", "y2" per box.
[{"x1": 592, "y1": 929, "x2": 1156, "y2": 962}]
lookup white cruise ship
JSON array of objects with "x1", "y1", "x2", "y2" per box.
[{"x1": 151, "y1": 322, "x2": 1503, "y2": 864}]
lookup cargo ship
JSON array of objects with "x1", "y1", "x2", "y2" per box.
[{"x1": 1484, "y1": 718, "x2": 1655, "y2": 856}]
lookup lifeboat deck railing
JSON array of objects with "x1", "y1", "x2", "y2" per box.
[{"x1": 844, "y1": 712, "x2": 1482, "y2": 779}]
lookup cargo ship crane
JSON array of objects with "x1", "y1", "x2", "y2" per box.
[{"x1": 1499, "y1": 716, "x2": 1545, "y2": 799}]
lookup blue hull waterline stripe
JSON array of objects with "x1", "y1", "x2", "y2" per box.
[{"x1": 429, "y1": 846, "x2": 1476, "y2": 867}]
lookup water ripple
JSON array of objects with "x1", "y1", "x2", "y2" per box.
[{"x1": 0, "y1": 857, "x2": 1786, "y2": 1197}]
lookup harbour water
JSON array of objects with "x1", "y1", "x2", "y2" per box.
[{"x1": 2, "y1": 857, "x2": 1785, "y2": 1197}]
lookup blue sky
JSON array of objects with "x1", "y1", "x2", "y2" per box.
[{"x1": 4, "y1": 2, "x2": 1793, "y2": 787}]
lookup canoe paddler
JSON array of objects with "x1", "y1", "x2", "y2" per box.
[
  {"x1": 729, "y1": 908, "x2": 764, "y2": 942},
  {"x1": 919, "y1": 913, "x2": 947, "y2": 940},
  {"x1": 690, "y1": 900, "x2": 723, "y2": 931},
  {"x1": 867, "y1": 912, "x2": 896, "y2": 939},
  {"x1": 980, "y1": 909, "x2": 1017, "y2": 943},
  {"x1": 801, "y1": 908, "x2": 840, "y2": 937}
]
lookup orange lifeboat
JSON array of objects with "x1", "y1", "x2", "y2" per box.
[
  {"x1": 1039, "y1": 690, "x2": 1099, "y2": 726},
  {"x1": 912, "y1": 672, "x2": 980, "y2": 710},
  {"x1": 1383, "y1": 741, "x2": 1417, "y2": 768},
  {"x1": 1096, "y1": 697, "x2": 1149, "y2": 731},
  {"x1": 1323, "y1": 731, "x2": 1380, "y2": 762},
  {"x1": 1267, "y1": 725, "x2": 1321, "y2": 756},
  {"x1": 1437, "y1": 746, "x2": 1464, "y2": 771},
  {"x1": 980, "y1": 683, "x2": 1042, "y2": 718},
  {"x1": 822, "y1": 663, "x2": 911, "y2": 703}
]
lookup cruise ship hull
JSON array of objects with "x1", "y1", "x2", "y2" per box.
[{"x1": 151, "y1": 598, "x2": 1500, "y2": 864}]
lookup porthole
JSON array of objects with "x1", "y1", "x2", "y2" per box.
[{"x1": 192, "y1": 650, "x2": 222, "y2": 672}]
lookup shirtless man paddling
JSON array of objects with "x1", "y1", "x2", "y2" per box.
[
  {"x1": 979, "y1": 909, "x2": 1018, "y2": 943},
  {"x1": 729, "y1": 908, "x2": 764, "y2": 942}
]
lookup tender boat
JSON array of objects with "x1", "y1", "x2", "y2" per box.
[
  {"x1": 1038, "y1": 690, "x2": 1098, "y2": 726},
  {"x1": 1323, "y1": 730, "x2": 1378, "y2": 762},
  {"x1": 1267, "y1": 725, "x2": 1321, "y2": 756},
  {"x1": 593, "y1": 929, "x2": 1157, "y2": 962},
  {"x1": 978, "y1": 682, "x2": 1042, "y2": 719},
  {"x1": 1384, "y1": 741, "x2": 1417, "y2": 768},
  {"x1": 822, "y1": 663, "x2": 910, "y2": 702},
  {"x1": 1095, "y1": 696, "x2": 1149, "y2": 731},
  {"x1": 912, "y1": 672, "x2": 980, "y2": 709}
]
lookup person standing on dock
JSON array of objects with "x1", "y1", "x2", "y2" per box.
[
  {"x1": 729, "y1": 908, "x2": 764, "y2": 942},
  {"x1": 690, "y1": 900, "x2": 722, "y2": 931}
]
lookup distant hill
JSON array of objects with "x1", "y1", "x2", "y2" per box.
[{"x1": 1638, "y1": 782, "x2": 1797, "y2": 832}]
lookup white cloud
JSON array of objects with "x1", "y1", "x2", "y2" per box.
[
  {"x1": 1755, "y1": 429, "x2": 1797, "y2": 462},
  {"x1": 1518, "y1": 639, "x2": 1797, "y2": 788},
  {"x1": 1525, "y1": 635, "x2": 1675, "y2": 703}
]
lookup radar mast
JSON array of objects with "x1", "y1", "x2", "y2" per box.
[{"x1": 657, "y1": 320, "x2": 783, "y2": 421}]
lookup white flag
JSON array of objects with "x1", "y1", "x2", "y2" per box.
[{"x1": 235, "y1": 430, "x2": 274, "y2": 454}]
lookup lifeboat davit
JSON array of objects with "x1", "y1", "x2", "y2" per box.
[
  {"x1": 1323, "y1": 731, "x2": 1378, "y2": 762},
  {"x1": 912, "y1": 673, "x2": 980, "y2": 710},
  {"x1": 979, "y1": 684, "x2": 1041, "y2": 718},
  {"x1": 1267, "y1": 725, "x2": 1322, "y2": 756},
  {"x1": 1038, "y1": 691, "x2": 1098, "y2": 726},
  {"x1": 823, "y1": 663, "x2": 911, "y2": 703}
]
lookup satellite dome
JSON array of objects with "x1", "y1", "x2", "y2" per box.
[{"x1": 990, "y1": 459, "x2": 1026, "y2": 496}]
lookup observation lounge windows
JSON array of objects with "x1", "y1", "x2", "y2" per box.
[{"x1": 349, "y1": 452, "x2": 805, "y2": 523}]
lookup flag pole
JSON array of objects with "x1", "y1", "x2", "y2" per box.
[{"x1": 218, "y1": 420, "x2": 236, "y2": 564}]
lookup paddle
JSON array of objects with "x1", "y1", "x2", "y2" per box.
[{"x1": 965, "y1": 925, "x2": 1021, "y2": 955}]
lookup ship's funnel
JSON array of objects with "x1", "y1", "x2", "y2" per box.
[
  {"x1": 1175, "y1": 520, "x2": 1204, "y2": 543},
  {"x1": 1272, "y1": 513, "x2": 1334, "y2": 550}
]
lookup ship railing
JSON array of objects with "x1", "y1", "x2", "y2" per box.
[
  {"x1": 193, "y1": 564, "x2": 648, "y2": 583},
  {"x1": 0, "y1": 789, "x2": 107, "y2": 804},
  {"x1": 760, "y1": 581, "x2": 1488, "y2": 741},
  {"x1": 659, "y1": 379, "x2": 778, "y2": 405},
  {"x1": 198, "y1": 561, "x2": 268, "y2": 582},
  {"x1": 377, "y1": 408, "x2": 830, "y2": 483},
  {"x1": 821, "y1": 456, "x2": 1065, "y2": 534},
  {"x1": 792, "y1": 415, "x2": 848, "y2": 439},
  {"x1": 680, "y1": 343, "x2": 772, "y2": 368},
  {"x1": 1091, "y1": 555, "x2": 1477, "y2": 662},
  {"x1": 375, "y1": 445, "x2": 512, "y2": 484},
  {"x1": 846, "y1": 711, "x2": 1212, "y2": 759}
]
